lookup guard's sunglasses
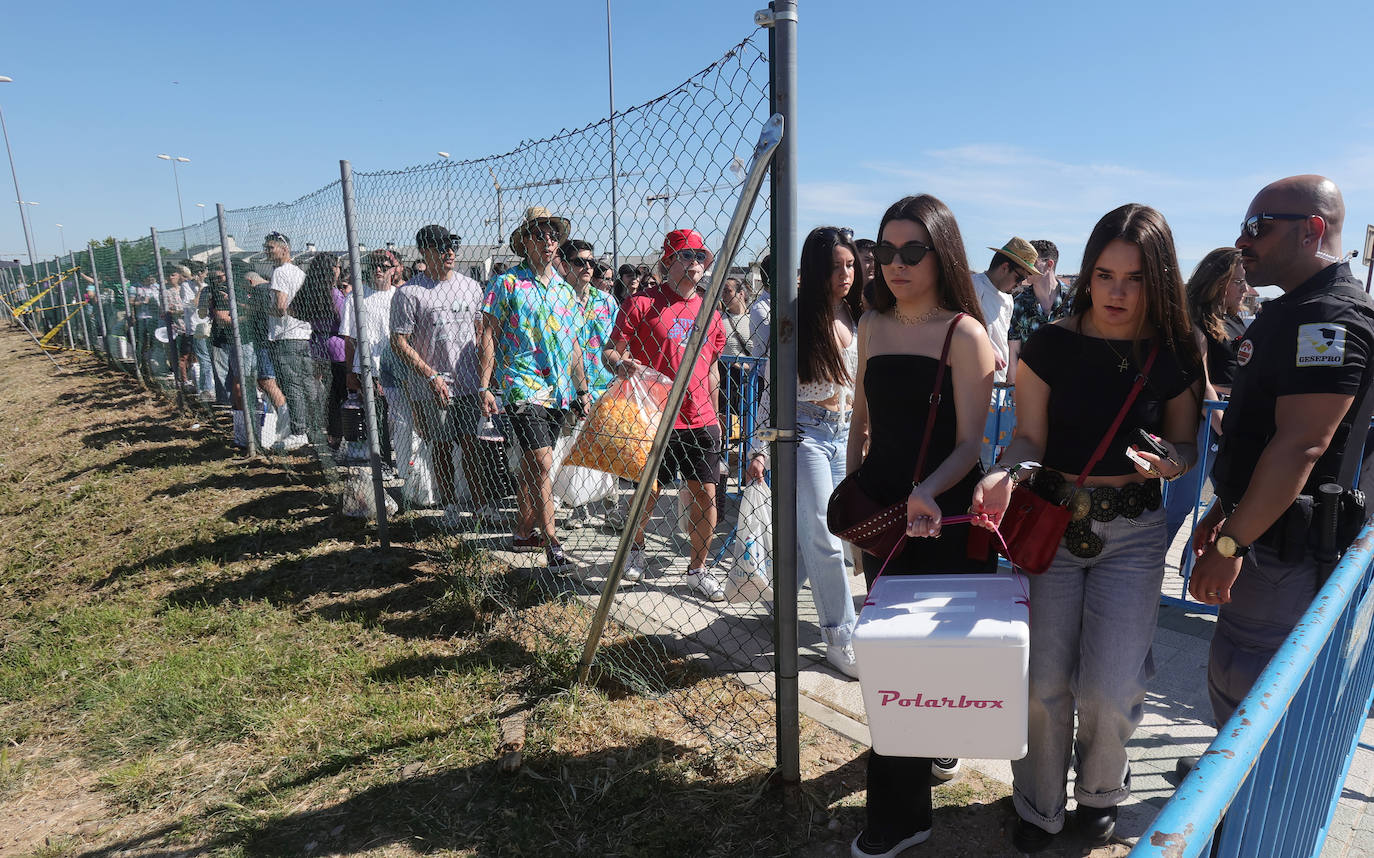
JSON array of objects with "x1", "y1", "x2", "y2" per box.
[{"x1": 1240, "y1": 212, "x2": 1310, "y2": 239}]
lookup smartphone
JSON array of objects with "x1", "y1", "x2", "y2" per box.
[{"x1": 1125, "y1": 428, "x2": 1167, "y2": 471}]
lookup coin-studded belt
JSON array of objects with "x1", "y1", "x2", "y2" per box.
[{"x1": 1029, "y1": 471, "x2": 1162, "y2": 559}]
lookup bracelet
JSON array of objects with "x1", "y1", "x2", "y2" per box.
[
  {"x1": 478, "y1": 386, "x2": 489, "y2": 392},
  {"x1": 427, "y1": 372, "x2": 440, "y2": 382},
  {"x1": 576, "y1": 389, "x2": 588, "y2": 397}
]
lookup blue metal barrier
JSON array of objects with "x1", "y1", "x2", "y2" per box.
[
  {"x1": 1130, "y1": 522, "x2": 1374, "y2": 858},
  {"x1": 718, "y1": 354, "x2": 767, "y2": 499}
]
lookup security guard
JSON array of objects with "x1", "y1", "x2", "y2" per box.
[{"x1": 1189, "y1": 174, "x2": 1374, "y2": 725}]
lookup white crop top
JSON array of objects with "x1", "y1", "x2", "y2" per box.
[{"x1": 797, "y1": 320, "x2": 858, "y2": 409}]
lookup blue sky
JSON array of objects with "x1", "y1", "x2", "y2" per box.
[{"x1": 2, "y1": 0, "x2": 1372, "y2": 290}]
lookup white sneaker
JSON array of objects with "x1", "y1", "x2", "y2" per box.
[
  {"x1": 930, "y1": 758, "x2": 961, "y2": 781},
  {"x1": 279, "y1": 434, "x2": 308, "y2": 452},
  {"x1": 826, "y1": 643, "x2": 860, "y2": 679},
  {"x1": 687, "y1": 568, "x2": 725, "y2": 602},
  {"x1": 623, "y1": 546, "x2": 646, "y2": 584}
]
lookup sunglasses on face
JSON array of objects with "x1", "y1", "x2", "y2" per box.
[
  {"x1": 1241, "y1": 212, "x2": 1310, "y2": 238},
  {"x1": 566, "y1": 257, "x2": 596, "y2": 269},
  {"x1": 673, "y1": 249, "x2": 710, "y2": 264},
  {"x1": 873, "y1": 241, "x2": 935, "y2": 267},
  {"x1": 527, "y1": 229, "x2": 561, "y2": 244}
]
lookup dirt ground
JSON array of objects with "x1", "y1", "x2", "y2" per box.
[{"x1": 0, "y1": 331, "x2": 1135, "y2": 857}]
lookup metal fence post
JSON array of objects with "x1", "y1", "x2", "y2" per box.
[
  {"x1": 53, "y1": 258, "x2": 74, "y2": 350},
  {"x1": 767, "y1": 0, "x2": 801, "y2": 785},
  {"x1": 339, "y1": 160, "x2": 390, "y2": 549},
  {"x1": 69, "y1": 251, "x2": 92, "y2": 351},
  {"x1": 114, "y1": 239, "x2": 142, "y2": 386},
  {"x1": 150, "y1": 227, "x2": 185, "y2": 408},
  {"x1": 86, "y1": 242, "x2": 111, "y2": 362},
  {"x1": 216, "y1": 203, "x2": 259, "y2": 457}
]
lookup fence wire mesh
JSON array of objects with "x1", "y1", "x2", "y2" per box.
[{"x1": 8, "y1": 31, "x2": 783, "y2": 764}]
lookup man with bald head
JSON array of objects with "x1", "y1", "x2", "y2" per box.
[{"x1": 1188, "y1": 175, "x2": 1374, "y2": 727}]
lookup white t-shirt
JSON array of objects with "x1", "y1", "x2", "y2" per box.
[
  {"x1": 747, "y1": 294, "x2": 770, "y2": 358},
  {"x1": 973, "y1": 271, "x2": 1013, "y2": 383},
  {"x1": 133, "y1": 284, "x2": 161, "y2": 320},
  {"x1": 339, "y1": 285, "x2": 399, "y2": 387},
  {"x1": 267, "y1": 262, "x2": 310, "y2": 341},
  {"x1": 181, "y1": 281, "x2": 203, "y2": 332}
]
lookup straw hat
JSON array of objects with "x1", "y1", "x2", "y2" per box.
[
  {"x1": 986, "y1": 236, "x2": 1039, "y2": 276},
  {"x1": 509, "y1": 206, "x2": 570, "y2": 255}
]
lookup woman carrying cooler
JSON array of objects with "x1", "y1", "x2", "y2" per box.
[
  {"x1": 846, "y1": 195, "x2": 996, "y2": 857},
  {"x1": 971, "y1": 204, "x2": 1203, "y2": 852}
]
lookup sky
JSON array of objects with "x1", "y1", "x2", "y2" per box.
[{"x1": 2, "y1": 0, "x2": 1372, "y2": 293}]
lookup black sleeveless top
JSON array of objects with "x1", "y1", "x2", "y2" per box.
[{"x1": 855, "y1": 353, "x2": 995, "y2": 575}]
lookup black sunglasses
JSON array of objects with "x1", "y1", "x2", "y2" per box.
[
  {"x1": 818, "y1": 226, "x2": 855, "y2": 243},
  {"x1": 873, "y1": 241, "x2": 936, "y2": 267},
  {"x1": 566, "y1": 257, "x2": 596, "y2": 269},
  {"x1": 1241, "y1": 212, "x2": 1310, "y2": 239},
  {"x1": 673, "y1": 249, "x2": 710, "y2": 264}
]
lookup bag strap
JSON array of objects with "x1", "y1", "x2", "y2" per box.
[
  {"x1": 1072, "y1": 340, "x2": 1160, "y2": 489},
  {"x1": 911, "y1": 312, "x2": 965, "y2": 486}
]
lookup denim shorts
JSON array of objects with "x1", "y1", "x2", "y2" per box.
[{"x1": 253, "y1": 342, "x2": 276, "y2": 380}]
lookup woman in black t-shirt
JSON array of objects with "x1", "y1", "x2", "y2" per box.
[{"x1": 971, "y1": 204, "x2": 1203, "y2": 852}]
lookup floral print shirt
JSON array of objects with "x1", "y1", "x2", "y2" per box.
[
  {"x1": 577, "y1": 286, "x2": 618, "y2": 397},
  {"x1": 1008, "y1": 284, "x2": 1068, "y2": 344},
  {"x1": 482, "y1": 264, "x2": 584, "y2": 408}
]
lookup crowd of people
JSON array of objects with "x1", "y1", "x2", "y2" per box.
[{"x1": 8, "y1": 171, "x2": 1366, "y2": 858}]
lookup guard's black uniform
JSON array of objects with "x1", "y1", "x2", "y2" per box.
[{"x1": 1207, "y1": 262, "x2": 1374, "y2": 723}]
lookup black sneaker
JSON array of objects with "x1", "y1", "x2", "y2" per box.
[
  {"x1": 930, "y1": 758, "x2": 961, "y2": 782},
  {"x1": 1010, "y1": 818, "x2": 1054, "y2": 854},
  {"x1": 1075, "y1": 805, "x2": 1117, "y2": 844},
  {"x1": 851, "y1": 827, "x2": 931, "y2": 858},
  {"x1": 545, "y1": 542, "x2": 573, "y2": 572}
]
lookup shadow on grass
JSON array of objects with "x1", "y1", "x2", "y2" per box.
[{"x1": 60, "y1": 436, "x2": 231, "y2": 483}]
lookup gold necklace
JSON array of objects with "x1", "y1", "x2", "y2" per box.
[
  {"x1": 1103, "y1": 337, "x2": 1131, "y2": 372},
  {"x1": 893, "y1": 305, "x2": 941, "y2": 326}
]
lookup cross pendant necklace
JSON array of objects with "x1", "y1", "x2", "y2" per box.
[{"x1": 1104, "y1": 338, "x2": 1131, "y2": 372}]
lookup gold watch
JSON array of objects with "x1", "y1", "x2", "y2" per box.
[{"x1": 1215, "y1": 534, "x2": 1250, "y2": 558}]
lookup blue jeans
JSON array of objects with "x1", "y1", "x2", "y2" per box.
[
  {"x1": 1011, "y1": 505, "x2": 1166, "y2": 833},
  {"x1": 796, "y1": 402, "x2": 856, "y2": 642},
  {"x1": 193, "y1": 335, "x2": 214, "y2": 394}
]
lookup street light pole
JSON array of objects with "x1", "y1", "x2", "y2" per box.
[
  {"x1": 0, "y1": 76, "x2": 39, "y2": 269},
  {"x1": 156, "y1": 153, "x2": 191, "y2": 255},
  {"x1": 56, "y1": 223, "x2": 65, "y2": 257},
  {"x1": 195, "y1": 202, "x2": 208, "y2": 256}
]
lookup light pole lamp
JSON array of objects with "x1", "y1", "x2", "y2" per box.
[
  {"x1": 195, "y1": 202, "x2": 208, "y2": 256},
  {"x1": 0, "y1": 75, "x2": 38, "y2": 270},
  {"x1": 56, "y1": 222, "x2": 65, "y2": 257},
  {"x1": 156, "y1": 153, "x2": 191, "y2": 255}
]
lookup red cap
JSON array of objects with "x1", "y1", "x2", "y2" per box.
[{"x1": 660, "y1": 228, "x2": 714, "y2": 270}]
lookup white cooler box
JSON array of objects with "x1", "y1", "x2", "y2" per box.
[{"x1": 854, "y1": 571, "x2": 1029, "y2": 760}]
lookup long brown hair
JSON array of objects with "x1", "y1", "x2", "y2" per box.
[
  {"x1": 1187, "y1": 247, "x2": 1242, "y2": 344},
  {"x1": 1069, "y1": 203, "x2": 1201, "y2": 376},
  {"x1": 798, "y1": 226, "x2": 865, "y2": 385},
  {"x1": 869, "y1": 195, "x2": 984, "y2": 325}
]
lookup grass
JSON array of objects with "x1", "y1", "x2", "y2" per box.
[{"x1": 0, "y1": 331, "x2": 1039, "y2": 858}]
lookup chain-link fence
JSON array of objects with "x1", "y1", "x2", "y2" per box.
[{"x1": 3, "y1": 24, "x2": 796, "y2": 768}]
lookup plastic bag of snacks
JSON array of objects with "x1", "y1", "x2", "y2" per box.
[{"x1": 566, "y1": 366, "x2": 672, "y2": 486}]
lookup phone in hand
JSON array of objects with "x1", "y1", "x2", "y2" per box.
[{"x1": 1125, "y1": 428, "x2": 1168, "y2": 471}]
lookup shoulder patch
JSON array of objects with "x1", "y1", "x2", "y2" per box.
[
  {"x1": 1296, "y1": 322, "x2": 1346, "y2": 367},
  {"x1": 1237, "y1": 339, "x2": 1253, "y2": 366}
]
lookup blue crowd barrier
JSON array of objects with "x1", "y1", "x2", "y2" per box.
[
  {"x1": 1130, "y1": 520, "x2": 1374, "y2": 858},
  {"x1": 718, "y1": 354, "x2": 767, "y2": 499}
]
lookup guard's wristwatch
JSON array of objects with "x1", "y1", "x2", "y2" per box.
[{"x1": 1215, "y1": 534, "x2": 1250, "y2": 558}]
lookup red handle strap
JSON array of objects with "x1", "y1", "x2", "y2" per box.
[{"x1": 1071, "y1": 340, "x2": 1159, "y2": 489}]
